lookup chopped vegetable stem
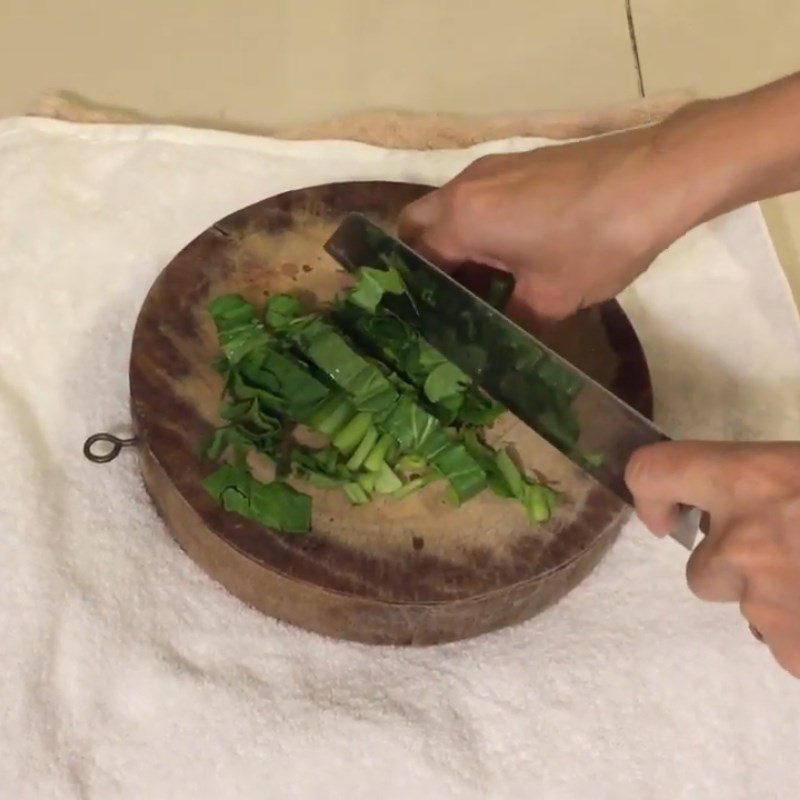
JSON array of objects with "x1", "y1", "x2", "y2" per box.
[
  {"x1": 364, "y1": 433, "x2": 395, "y2": 472},
  {"x1": 332, "y1": 411, "x2": 373, "y2": 455},
  {"x1": 346, "y1": 425, "x2": 379, "y2": 471},
  {"x1": 203, "y1": 263, "x2": 573, "y2": 531}
]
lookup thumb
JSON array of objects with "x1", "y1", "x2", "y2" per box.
[{"x1": 624, "y1": 441, "x2": 738, "y2": 536}]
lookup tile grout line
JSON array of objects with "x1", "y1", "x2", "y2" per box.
[{"x1": 625, "y1": 0, "x2": 646, "y2": 97}]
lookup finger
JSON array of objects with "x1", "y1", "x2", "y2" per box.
[
  {"x1": 397, "y1": 191, "x2": 442, "y2": 244},
  {"x1": 625, "y1": 441, "x2": 741, "y2": 536},
  {"x1": 513, "y1": 274, "x2": 581, "y2": 325},
  {"x1": 685, "y1": 529, "x2": 747, "y2": 602},
  {"x1": 398, "y1": 193, "x2": 471, "y2": 272}
]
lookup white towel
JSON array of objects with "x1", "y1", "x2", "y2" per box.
[{"x1": 1, "y1": 117, "x2": 799, "y2": 800}]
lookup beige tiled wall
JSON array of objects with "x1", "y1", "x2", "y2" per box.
[
  {"x1": 633, "y1": 0, "x2": 800, "y2": 302},
  {"x1": 1, "y1": 0, "x2": 798, "y2": 301},
  {"x1": 0, "y1": 0, "x2": 638, "y2": 126}
]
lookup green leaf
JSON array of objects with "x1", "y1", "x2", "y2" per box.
[
  {"x1": 203, "y1": 464, "x2": 311, "y2": 533},
  {"x1": 203, "y1": 426, "x2": 265, "y2": 464},
  {"x1": 246, "y1": 478, "x2": 311, "y2": 533},
  {"x1": 347, "y1": 266, "x2": 406, "y2": 312},
  {"x1": 457, "y1": 391, "x2": 506, "y2": 426},
  {"x1": 332, "y1": 302, "x2": 494, "y2": 426},
  {"x1": 202, "y1": 463, "x2": 248, "y2": 500},
  {"x1": 208, "y1": 294, "x2": 270, "y2": 365},
  {"x1": 265, "y1": 294, "x2": 302, "y2": 329},
  {"x1": 220, "y1": 398, "x2": 282, "y2": 435},
  {"x1": 237, "y1": 347, "x2": 330, "y2": 421},
  {"x1": 423, "y1": 362, "x2": 470, "y2": 403},
  {"x1": 379, "y1": 394, "x2": 439, "y2": 452},
  {"x1": 433, "y1": 443, "x2": 487, "y2": 504},
  {"x1": 288, "y1": 317, "x2": 398, "y2": 414}
]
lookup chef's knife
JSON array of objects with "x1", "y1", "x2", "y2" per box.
[{"x1": 324, "y1": 212, "x2": 701, "y2": 549}]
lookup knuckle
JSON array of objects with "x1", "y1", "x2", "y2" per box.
[
  {"x1": 463, "y1": 153, "x2": 500, "y2": 175},
  {"x1": 729, "y1": 447, "x2": 800, "y2": 503},
  {"x1": 716, "y1": 527, "x2": 760, "y2": 569},
  {"x1": 447, "y1": 180, "x2": 491, "y2": 224},
  {"x1": 417, "y1": 233, "x2": 464, "y2": 266}
]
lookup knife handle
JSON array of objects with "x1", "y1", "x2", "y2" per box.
[{"x1": 672, "y1": 506, "x2": 711, "y2": 550}]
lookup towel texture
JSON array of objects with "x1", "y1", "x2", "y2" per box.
[{"x1": 1, "y1": 117, "x2": 799, "y2": 800}]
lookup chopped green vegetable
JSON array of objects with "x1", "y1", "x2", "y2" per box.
[
  {"x1": 208, "y1": 294, "x2": 270, "y2": 366},
  {"x1": 203, "y1": 464, "x2": 311, "y2": 533},
  {"x1": 423, "y1": 362, "x2": 470, "y2": 404},
  {"x1": 287, "y1": 317, "x2": 398, "y2": 413},
  {"x1": 265, "y1": 294, "x2": 302, "y2": 329},
  {"x1": 524, "y1": 483, "x2": 551, "y2": 524},
  {"x1": 309, "y1": 393, "x2": 354, "y2": 437},
  {"x1": 344, "y1": 482, "x2": 370, "y2": 505},
  {"x1": 238, "y1": 347, "x2": 330, "y2": 421},
  {"x1": 347, "y1": 265, "x2": 406, "y2": 312},
  {"x1": 495, "y1": 448, "x2": 525, "y2": 500},
  {"x1": 390, "y1": 480, "x2": 420, "y2": 500},
  {"x1": 332, "y1": 411, "x2": 373, "y2": 455},
  {"x1": 364, "y1": 433, "x2": 395, "y2": 472},
  {"x1": 433, "y1": 443, "x2": 487, "y2": 504},
  {"x1": 203, "y1": 261, "x2": 573, "y2": 532},
  {"x1": 374, "y1": 462, "x2": 402, "y2": 494},
  {"x1": 346, "y1": 425, "x2": 378, "y2": 471}
]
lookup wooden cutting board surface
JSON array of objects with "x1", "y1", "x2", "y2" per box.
[{"x1": 129, "y1": 181, "x2": 653, "y2": 645}]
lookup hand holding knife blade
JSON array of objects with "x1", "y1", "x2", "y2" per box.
[{"x1": 325, "y1": 212, "x2": 703, "y2": 549}]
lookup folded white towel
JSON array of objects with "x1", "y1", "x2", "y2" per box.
[{"x1": 1, "y1": 118, "x2": 799, "y2": 800}]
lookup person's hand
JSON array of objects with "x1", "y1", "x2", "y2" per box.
[
  {"x1": 625, "y1": 441, "x2": 800, "y2": 677},
  {"x1": 398, "y1": 112, "x2": 719, "y2": 324}
]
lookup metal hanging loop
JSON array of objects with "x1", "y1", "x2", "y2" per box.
[{"x1": 83, "y1": 432, "x2": 138, "y2": 464}]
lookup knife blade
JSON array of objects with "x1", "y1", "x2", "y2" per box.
[{"x1": 324, "y1": 212, "x2": 701, "y2": 549}]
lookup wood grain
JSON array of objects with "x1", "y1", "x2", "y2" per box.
[{"x1": 129, "y1": 181, "x2": 653, "y2": 644}]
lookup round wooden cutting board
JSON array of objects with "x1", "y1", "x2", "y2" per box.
[{"x1": 129, "y1": 181, "x2": 652, "y2": 645}]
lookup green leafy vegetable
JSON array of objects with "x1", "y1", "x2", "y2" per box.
[
  {"x1": 374, "y1": 461, "x2": 402, "y2": 494},
  {"x1": 344, "y1": 482, "x2": 370, "y2": 505},
  {"x1": 203, "y1": 464, "x2": 311, "y2": 533},
  {"x1": 265, "y1": 294, "x2": 302, "y2": 329},
  {"x1": 423, "y1": 362, "x2": 470, "y2": 403},
  {"x1": 287, "y1": 317, "x2": 398, "y2": 413},
  {"x1": 347, "y1": 265, "x2": 406, "y2": 312},
  {"x1": 203, "y1": 256, "x2": 573, "y2": 532},
  {"x1": 208, "y1": 294, "x2": 270, "y2": 366},
  {"x1": 433, "y1": 442, "x2": 487, "y2": 504}
]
